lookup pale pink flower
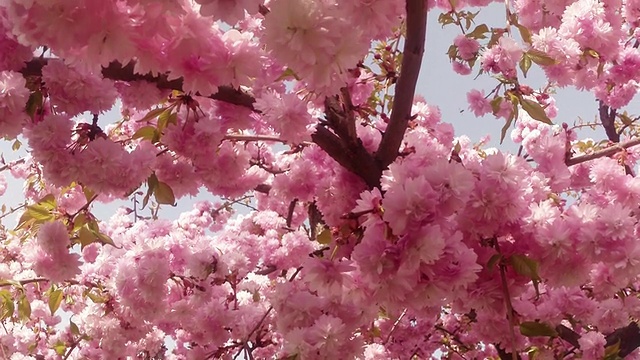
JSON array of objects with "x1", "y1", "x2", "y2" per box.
[
  {"x1": 454, "y1": 35, "x2": 481, "y2": 60},
  {"x1": 0, "y1": 70, "x2": 29, "y2": 138},
  {"x1": 578, "y1": 331, "x2": 606, "y2": 360},
  {"x1": 467, "y1": 89, "x2": 492, "y2": 117}
]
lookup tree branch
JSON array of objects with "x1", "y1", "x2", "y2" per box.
[
  {"x1": 375, "y1": 0, "x2": 427, "y2": 168},
  {"x1": 311, "y1": 125, "x2": 381, "y2": 188},
  {"x1": 599, "y1": 100, "x2": 619, "y2": 143},
  {"x1": 606, "y1": 322, "x2": 640, "y2": 357},
  {"x1": 566, "y1": 137, "x2": 640, "y2": 166},
  {"x1": 21, "y1": 58, "x2": 257, "y2": 110}
]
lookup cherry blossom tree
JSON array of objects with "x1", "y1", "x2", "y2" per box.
[{"x1": 1, "y1": 0, "x2": 640, "y2": 359}]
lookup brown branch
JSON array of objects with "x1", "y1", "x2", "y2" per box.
[
  {"x1": 311, "y1": 126, "x2": 381, "y2": 188},
  {"x1": 21, "y1": 58, "x2": 257, "y2": 111},
  {"x1": 375, "y1": 0, "x2": 427, "y2": 168},
  {"x1": 596, "y1": 100, "x2": 635, "y2": 175},
  {"x1": 599, "y1": 100, "x2": 619, "y2": 143},
  {"x1": 566, "y1": 137, "x2": 640, "y2": 166},
  {"x1": 606, "y1": 322, "x2": 640, "y2": 357}
]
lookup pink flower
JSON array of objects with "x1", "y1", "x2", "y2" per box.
[
  {"x1": 196, "y1": 0, "x2": 262, "y2": 24},
  {"x1": 303, "y1": 259, "x2": 355, "y2": 296},
  {"x1": 578, "y1": 331, "x2": 606, "y2": 360},
  {"x1": 23, "y1": 221, "x2": 81, "y2": 283},
  {"x1": 480, "y1": 37, "x2": 523, "y2": 79},
  {"x1": 382, "y1": 175, "x2": 438, "y2": 234},
  {"x1": 41, "y1": 60, "x2": 117, "y2": 116},
  {"x1": 0, "y1": 70, "x2": 29, "y2": 138},
  {"x1": 452, "y1": 60, "x2": 472, "y2": 75},
  {"x1": 454, "y1": 35, "x2": 481, "y2": 60},
  {"x1": 255, "y1": 91, "x2": 315, "y2": 144},
  {"x1": 467, "y1": 89, "x2": 492, "y2": 117}
]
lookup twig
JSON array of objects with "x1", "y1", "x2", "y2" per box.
[
  {"x1": 599, "y1": 100, "x2": 619, "y2": 142},
  {"x1": 376, "y1": 0, "x2": 428, "y2": 168},
  {"x1": 0, "y1": 203, "x2": 26, "y2": 221},
  {"x1": 232, "y1": 267, "x2": 302, "y2": 360},
  {"x1": 0, "y1": 158, "x2": 26, "y2": 173},
  {"x1": 495, "y1": 242, "x2": 518, "y2": 360},
  {"x1": 566, "y1": 137, "x2": 640, "y2": 166},
  {"x1": 70, "y1": 194, "x2": 99, "y2": 218},
  {"x1": 384, "y1": 309, "x2": 407, "y2": 344},
  {"x1": 0, "y1": 278, "x2": 48, "y2": 287},
  {"x1": 20, "y1": 58, "x2": 257, "y2": 111},
  {"x1": 286, "y1": 199, "x2": 297, "y2": 229},
  {"x1": 223, "y1": 134, "x2": 313, "y2": 146}
]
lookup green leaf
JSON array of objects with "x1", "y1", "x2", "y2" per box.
[
  {"x1": 486, "y1": 253, "x2": 502, "y2": 272},
  {"x1": 516, "y1": 24, "x2": 532, "y2": 44},
  {"x1": 585, "y1": 48, "x2": 600, "y2": 59},
  {"x1": 154, "y1": 181, "x2": 176, "y2": 206},
  {"x1": 94, "y1": 232, "x2": 116, "y2": 247},
  {"x1": 467, "y1": 24, "x2": 489, "y2": 39},
  {"x1": 25, "y1": 91, "x2": 43, "y2": 119},
  {"x1": 13, "y1": 211, "x2": 35, "y2": 231},
  {"x1": 447, "y1": 44, "x2": 458, "y2": 60},
  {"x1": 72, "y1": 213, "x2": 88, "y2": 232},
  {"x1": 132, "y1": 126, "x2": 158, "y2": 141},
  {"x1": 527, "y1": 49, "x2": 557, "y2": 66},
  {"x1": 17, "y1": 294, "x2": 31, "y2": 321},
  {"x1": 490, "y1": 96, "x2": 503, "y2": 115},
  {"x1": 519, "y1": 54, "x2": 532, "y2": 77},
  {"x1": 27, "y1": 205, "x2": 53, "y2": 221},
  {"x1": 87, "y1": 220, "x2": 117, "y2": 247},
  {"x1": 138, "y1": 107, "x2": 166, "y2": 123},
  {"x1": 520, "y1": 321, "x2": 557, "y2": 337},
  {"x1": 0, "y1": 290, "x2": 14, "y2": 320},
  {"x1": 317, "y1": 228, "x2": 333, "y2": 245},
  {"x1": 12, "y1": 139, "x2": 21, "y2": 151},
  {"x1": 604, "y1": 339, "x2": 621, "y2": 360},
  {"x1": 156, "y1": 110, "x2": 171, "y2": 132},
  {"x1": 438, "y1": 12, "x2": 455, "y2": 27},
  {"x1": 77, "y1": 225, "x2": 96, "y2": 249},
  {"x1": 500, "y1": 104, "x2": 517, "y2": 144},
  {"x1": 53, "y1": 341, "x2": 66, "y2": 356},
  {"x1": 49, "y1": 289, "x2": 63, "y2": 315},
  {"x1": 520, "y1": 98, "x2": 553, "y2": 125},
  {"x1": 618, "y1": 112, "x2": 634, "y2": 126},
  {"x1": 38, "y1": 194, "x2": 56, "y2": 210},
  {"x1": 509, "y1": 254, "x2": 541, "y2": 280},
  {"x1": 275, "y1": 68, "x2": 301, "y2": 81},
  {"x1": 70, "y1": 320, "x2": 80, "y2": 336},
  {"x1": 85, "y1": 290, "x2": 108, "y2": 304}
]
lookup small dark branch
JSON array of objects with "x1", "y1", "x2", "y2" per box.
[
  {"x1": 555, "y1": 324, "x2": 580, "y2": 348},
  {"x1": 495, "y1": 344, "x2": 522, "y2": 360},
  {"x1": 308, "y1": 201, "x2": 324, "y2": 241},
  {"x1": 21, "y1": 58, "x2": 257, "y2": 111},
  {"x1": 375, "y1": 0, "x2": 427, "y2": 168},
  {"x1": 599, "y1": 100, "x2": 619, "y2": 143},
  {"x1": 566, "y1": 137, "x2": 640, "y2": 166},
  {"x1": 606, "y1": 322, "x2": 640, "y2": 357},
  {"x1": 254, "y1": 184, "x2": 271, "y2": 194},
  {"x1": 324, "y1": 96, "x2": 352, "y2": 142},
  {"x1": 384, "y1": 309, "x2": 407, "y2": 344},
  {"x1": 340, "y1": 87, "x2": 358, "y2": 142},
  {"x1": 286, "y1": 198, "x2": 297, "y2": 228}
]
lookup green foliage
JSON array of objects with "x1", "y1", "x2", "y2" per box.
[{"x1": 519, "y1": 321, "x2": 558, "y2": 338}]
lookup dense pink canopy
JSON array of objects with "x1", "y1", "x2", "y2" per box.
[{"x1": 1, "y1": 0, "x2": 640, "y2": 359}]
